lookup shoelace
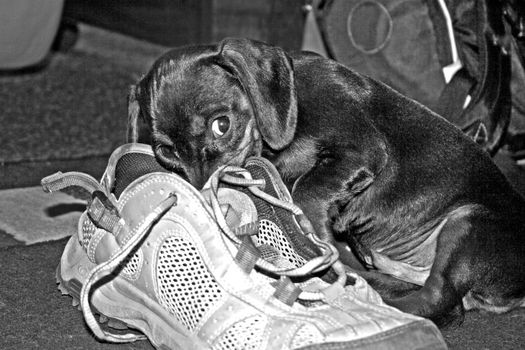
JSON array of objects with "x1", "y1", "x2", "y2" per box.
[
  {"x1": 80, "y1": 192, "x2": 178, "y2": 343},
  {"x1": 43, "y1": 171, "x2": 178, "y2": 343},
  {"x1": 205, "y1": 165, "x2": 348, "y2": 302}
]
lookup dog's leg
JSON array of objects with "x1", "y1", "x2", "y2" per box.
[
  {"x1": 382, "y1": 214, "x2": 471, "y2": 327},
  {"x1": 356, "y1": 270, "x2": 421, "y2": 299},
  {"x1": 290, "y1": 162, "x2": 375, "y2": 271},
  {"x1": 382, "y1": 205, "x2": 525, "y2": 327},
  {"x1": 295, "y1": 188, "x2": 364, "y2": 271}
]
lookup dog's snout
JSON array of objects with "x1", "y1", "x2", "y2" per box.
[
  {"x1": 185, "y1": 166, "x2": 207, "y2": 190},
  {"x1": 154, "y1": 145, "x2": 211, "y2": 189},
  {"x1": 169, "y1": 162, "x2": 207, "y2": 190}
]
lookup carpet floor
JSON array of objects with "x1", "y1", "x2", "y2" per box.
[
  {"x1": 0, "y1": 238, "x2": 154, "y2": 350},
  {"x1": 0, "y1": 238, "x2": 523, "y2": 350}
]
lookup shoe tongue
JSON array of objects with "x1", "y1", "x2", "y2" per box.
[
  {"x1": 241, "y1": 162, "x2": 323, "y2": 262},
  {"x1": 112, "y1": 151, "x2": 168, "y2": 199}
]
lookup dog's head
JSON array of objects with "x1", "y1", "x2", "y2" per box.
[{"x1": 128, "y1": 38, "x2": 297, "y2": 188}]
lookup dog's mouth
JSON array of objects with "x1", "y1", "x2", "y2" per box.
[
  {"x1": 153, "y1": 148, "x2": 196, "y2": 186},
  {"x1": 174, "y1": 163, "x2": 208, "y2": 190}
]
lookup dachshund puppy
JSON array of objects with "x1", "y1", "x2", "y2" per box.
[{"x1": 128, "y1": 38, "x2": 525, "y2": 326}]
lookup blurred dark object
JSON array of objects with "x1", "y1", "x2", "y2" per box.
[
  {"x1": 0, "y1": 0, "x2": 64, "y2": 70},
  {"x1": 507, "y1": 132, "x2": 525, "y2": 162},
  {"x1": 62, "y1": 0, "x2": 305, "y2": 51},
  {"x1": 52, "y1": 19, "x2": 80, "y2": 53},
  {"x1": 503, "y1": 0, "x2": 525, "y2": 164},
  {"x1": 504, "y1": 0, "x2": 525, "y2": 67},
  {"x1": 304, "y1": 0, "x2": 525, "y2": 159}
]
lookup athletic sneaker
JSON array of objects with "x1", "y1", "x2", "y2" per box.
[{"x1": 42, "y1": 143, "x2": 447, "y2": 350}]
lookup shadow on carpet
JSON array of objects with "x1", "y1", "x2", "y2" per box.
[{"x1": 1, "y1": 238, "x2": 523, "y2": 350}]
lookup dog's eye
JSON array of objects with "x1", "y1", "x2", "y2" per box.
[
  {"x1": 158, "y1": 145, "x2": 175, "y2": 159},
  {"x1": 211, "y1": 116, "x2": 230, "y2": 137}
]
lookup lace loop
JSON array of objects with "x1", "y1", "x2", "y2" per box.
[{"x1": 205, "y1": 165, "x2": 348, "y2": 299}]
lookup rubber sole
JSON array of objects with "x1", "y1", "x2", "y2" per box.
[{"x1": 56, "y1": 267, "x2": 130, "y2": 330}]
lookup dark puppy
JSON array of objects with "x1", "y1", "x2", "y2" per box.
[{"x1": 128, "y1": 38, "x2": 525, "y2": 326}]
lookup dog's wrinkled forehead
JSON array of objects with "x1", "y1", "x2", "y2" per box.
[
  {"x1": 145, "y1": 50, "x2": 243, "y2": 134},
  {"x1": 152, "y1": 56, "x2": 229, "y2": 111}
]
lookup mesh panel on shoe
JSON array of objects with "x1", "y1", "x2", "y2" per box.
[
  {"x1": 256, "y1": 219, "x2": 306, "y2": 268},
  {"x1": 80, "y1": 212, "x2": 143, "y2": 276},
  {"x1": 156, "y1": 229, "x2": 224, "y2": 332},
  {"x1": 291, "y1": 323, "x2": 325, "y2": 349},
  {"x1": 241, "y1": 161, "x2": 342, "y2": 284},
  {"x1": 80, "y1": 213, "x2": 96, "y2": 250},
  {"x1": 243, "y1": 163, "x2": 322, "y2": 262},
  {"x1": 112, "y1": 152, "x2": 168, "y2": 199},
  {"x1": 121, "y1": 248, "x2": 143, "y2": 281},
  {"x1": 212, "y1": 315, "x2": 266, "y2": 350}
]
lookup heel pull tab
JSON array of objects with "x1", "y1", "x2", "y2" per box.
[
  {"x1": 41, "y1": 171, "x2": 104, "y2": 195},
  {"x1": 87, "y1": 191, "x2": 126, "y2": 236}
]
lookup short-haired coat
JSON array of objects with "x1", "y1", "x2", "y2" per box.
[{"x1": 128, "y1": 38, "x2": 525, "y2": 326}]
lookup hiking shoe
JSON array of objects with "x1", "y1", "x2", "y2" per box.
[{"x1": 42, "y1": 143, "x2": 447, "y2": 350}]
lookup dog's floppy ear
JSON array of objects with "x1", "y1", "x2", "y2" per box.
[
  {"x1": 216, "y1": 38, "x2": 297, "y2": 150},
  {"x1": 127, "y1": 84, "x2": 151, "y2": 144}
]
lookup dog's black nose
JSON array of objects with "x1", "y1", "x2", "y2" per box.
[
  {"x1": 192, "y1": 175, "x2": 207, "y2": 191},
  {"x1": 180, "y1": 165, "x2": 207, "y2": 190}
]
